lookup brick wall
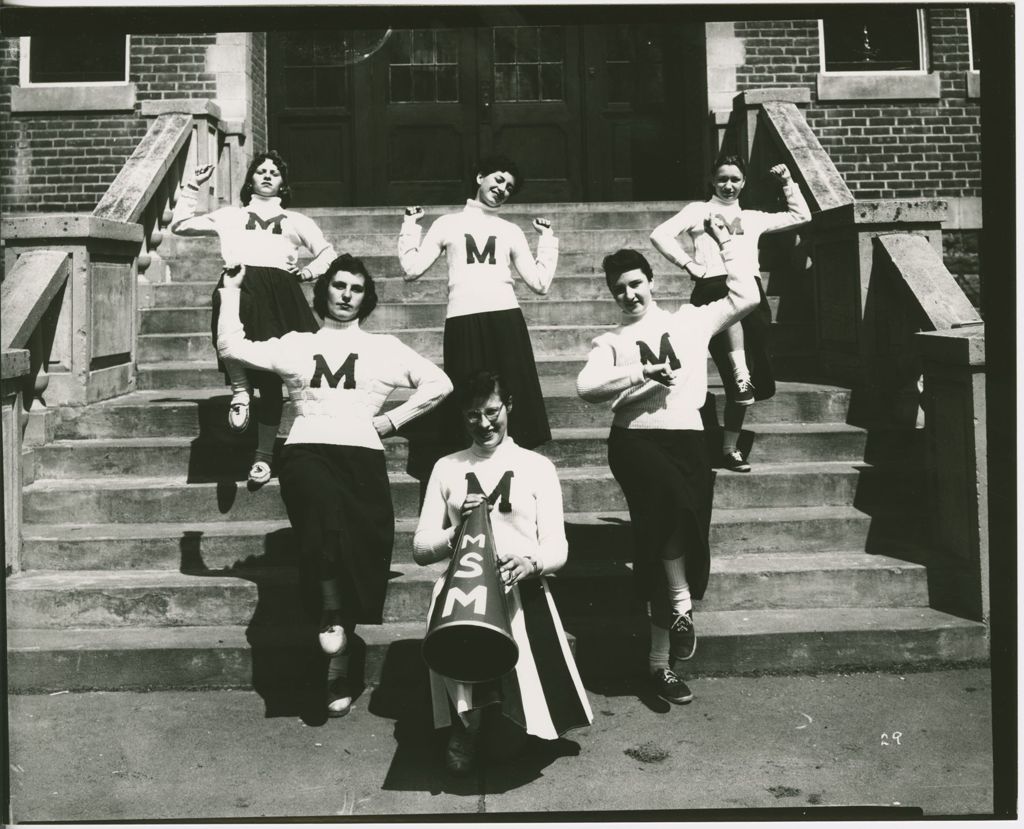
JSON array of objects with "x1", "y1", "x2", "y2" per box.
[
  {"x1": 734, "y1": 9, "x2": 981, "y2": 201},
  {"x1": 250, "y1": 32, "x2": 267, "y2": 153},
  {"x1": 1, "y1": 34, "x2": 218, "y2": 213}
]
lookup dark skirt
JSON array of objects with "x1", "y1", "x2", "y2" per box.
[
  {"x1": 406, "y1": 307, "x2": 551, "y2": 481},
  {"x1": 210, "y1": 265, "x2": 320, "y2": 386},
  {"x1": 607, "y1": 427, "x2": 714, "y2": 601},
  {"x1": 278, "y1": 443, "x2": 394, "y2": 625},
  {"x1": 690, "y1": 274, "x2": 775, "y2": 402}
]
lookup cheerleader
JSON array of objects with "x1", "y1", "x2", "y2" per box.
[
  {"x1": 576, "y1": 217, "x2": 757, "y2": 704},
  {"x1": 649, "y1": 158, "x2": 810, "y2": 471},
  {"x1": 170, "y1": 151, "x2": 337, "y2": 485},
  {"x1": 397, "y1": 155, "x2": 558, "y2": 469},
  {"x1": 217, "y1": 253, "x2": 452, "y2": 717},
  {"x1": 413, "y1": 370, "x2": 592, "y2": 775}
]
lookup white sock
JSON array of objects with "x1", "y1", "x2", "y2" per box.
[
  {"x1": 728, "y1": 349, "x2": 750, "y2": 382},
  {"x1": 662, "y1": 557, "x2": 692, "y2": 616},
  {"x1": 648, "y1": 621, "x2": 670, "y2": 675},
  {"x1": 722, "y1": 429, "x2": 741, "y2": 454}
]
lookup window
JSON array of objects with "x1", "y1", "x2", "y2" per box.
[
  {"x1": 967, "y1": 8, "x2": 980, "y2": 71},
  {"x1": 492, "y1": 26, "x2": 563, "y2": 102},
  {"x1": 388, "y1": 29, "x2": 459, "y2": 104},
  {"x1": 21, "y1": 34, "x2": 129, "y2": 85},
  {"x1": 816, "y1": 10, "x2": 940, "y2": 101},
  {"x1": 13, "y1": 35, "x2": 135, "y2": 112},
  {"x1": 820, "y1": 10, "x2": 926, "y2": 73}
]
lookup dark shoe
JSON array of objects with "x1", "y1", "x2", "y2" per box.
[
  {"x1": 721, "y1": 449, "x2": 751, "y2": 473},
  {"x1": 732, "y1": 375, "x2": 756, "y2": 406},
  {"x1": 445, "y1": 716, "x2": 480, "y2": 776},
  {"x1": 326, "y1": 676, "x2": 353, "y2": 718},
  {"x1": 669, "y1": 610, "x2": 697, "y2": 661},
  {"x1": 652, "y1": 668, "x2": 694, "y2": 704}
]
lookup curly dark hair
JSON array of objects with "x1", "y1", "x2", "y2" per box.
[
  {"x1": 240, "y1": 150, "x2": 292, "y2": 207},
  {"x1": 602, "y1": 248, "x2": 654, "y2": 292},
  {"x1": 471, "y1": 154, "x2": 524, "y2": 196},
  {"x1": 313, "y1": 253, "x2": 378, "y2": 321},
  {"x1": 454, "y1": 369, "x2": 513, "y2": 411},
  {"x1": 712, "y1": 154, "x2": 747, "y2": 178}
]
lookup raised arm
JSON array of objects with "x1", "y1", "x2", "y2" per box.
[
  {"x1": 755, "y1": 164, "x2": 811, "y2": 233},
  {"x1": 695, "y1": 216, "x2": 760, "y2": 337},
  {"x1": 168, "y1": 164, "x2": 222, "y2": 237},
  {"x1": 215, "y1": 269, "x2": 288, "y2": 373},
  {"x1": 510, "y1": 218, "x2": 559, "y2": 295},
  {"x1": 397, "y1": 207, "x2": 445, "y2": 280},
  {"x1": 649, "y1": 202, "x2": 706, "y2": 278},
  {"x1": 413, "y1": 461, "x2": 457, "y2": 565}
]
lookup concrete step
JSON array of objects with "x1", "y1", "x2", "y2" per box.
[
  {"x1": 56, "y1": 381, "x2": 852, "y2": 440},
  {"x1": 19, "y1": 505, "x2": 882, "y2": 571},
  {"x1": 22, "y1": 462, "x2": 878, "y2": 526},
  {"x1": 141, "y1": 295, "x2": 788, "y2": 334},
  {"x1": 162, "y1": 226, "x2": 669, "y2": 259},
  {"x1": 30, "y1": 423, "x2": 867, "y2": 481},
  {"x1": 6, "y1": 607, "x2": 988, "y2": 692},
  {"x1": 5, "y1": 552, "x2": 929, "y2": 632}
]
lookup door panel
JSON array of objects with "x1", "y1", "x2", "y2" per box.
[{"x1": 481, "y1": 25, "x2": 584, "y2": 202}]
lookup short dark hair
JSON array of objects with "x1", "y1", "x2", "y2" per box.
[
  {"x1": 602, "y1": 248, "x2": 654, "y2": 292},
  {"x1": 240, "y1": 150, "x2": 292, "y2": 208},
  {"x1": 712, "y1": 154, "x2": 746, "y2": 178},
  {"x1": 472, "y1": 154, "x2": 524, "y2": 195},
  {"x1": 313, "y1": 254, "x2": 378, "y2": 321},
  {"x1": 454, "y1": 369, "x2": 513, "y2": 411}
]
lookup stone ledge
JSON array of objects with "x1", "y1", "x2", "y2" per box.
[
  {"x1": 915, "y1": 326, "x2": 985, "y2": 367},
  {"x1": 736, "y1": 87, "x2": 812, "y2": 106},
  {"x1": 966, "y1": 70, "x2": 981, "y2": 99},
  {"x1": 140, "y1": 98, "x2": 222, "y2": 120},
  {"x1": 816, "y1": 72, "x2": 941, "y2": 101},
  {"x1": 1, "y1": 349, "x2": 31, "y2": 382},
  {"x1": 853, "y1": 200, "x2": 948, "y2": 225},
  {"x1": 2, "y1": 214, "x2": 143, "y2": 243},
  {"x1": 11, "y1": 83, "x2": 137, "y2": 113}
]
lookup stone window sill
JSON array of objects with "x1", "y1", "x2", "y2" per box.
[
  {"x1": 11, "y1": 83, "x2": 137, "y2": 113},
  {"x1": 816, "y1": 72, "x2": 941, "y2": 101},
  {"x1": 966, "y1": 70, "x2": 980, "y2": 99}
]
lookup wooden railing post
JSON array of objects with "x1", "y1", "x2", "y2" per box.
[{"x1": 2, "y1": 349, "x2": 31, "y2": 575}]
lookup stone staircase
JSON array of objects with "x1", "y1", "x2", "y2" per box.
[{"x1": 8, "y1": 203, "x2": 988, "y2": 693}]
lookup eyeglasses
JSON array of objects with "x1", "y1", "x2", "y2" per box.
[{"x1": 463, "y1": 402, "x2": 505, "y2": 425}]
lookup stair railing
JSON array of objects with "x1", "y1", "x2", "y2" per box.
[{"x1": 732, "y1": 89, "x2": 989, "y2": 626}]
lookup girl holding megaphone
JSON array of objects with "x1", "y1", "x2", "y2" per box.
[{"x1": 413, "y1": 370, "x2": 593, "y2": 776}]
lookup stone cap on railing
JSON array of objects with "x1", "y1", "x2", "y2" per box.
[
  {"x1": 93, "y1": 112, "x2": 194, "y2": 225},
  {"x1": 915, "y1": 326, "x2": 985, "y2": 367},
  {"x1": 875, "y1": 232, "x2": 980, "y2": 331},
  {"x1": 1, "y1": 349, "x2": 31, "y2": 382},
  {"x1": 2, "y1": 214, "x2": 143, "y2": 243},
  {"x1": 1, "y1": 250, "x2": 71, "y2": 351},
  {"x1": 735, "y1": 91, "x2": 854, "y2": 216}
]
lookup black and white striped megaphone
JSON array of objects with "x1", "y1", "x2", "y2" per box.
[{"x1": 422, "y1": 501, "x2": 519, "y2": 683}]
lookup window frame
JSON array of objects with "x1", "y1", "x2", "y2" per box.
[
  {"x1": 19, "y1": 34, "x2": 131, "y2": 87},
  {"x1": 817, "y1": 10, "x2": 929, "y2": 76}
]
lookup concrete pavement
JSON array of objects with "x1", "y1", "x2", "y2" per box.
[{"x1": 6, "y1": 667, "x2": 993, "y2": 822}]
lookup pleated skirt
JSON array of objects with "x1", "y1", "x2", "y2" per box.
[
  {"x1": 427, "y1": 576, "x2": 593, "y2": 741},
  {"x1": 278, "y1": 443, "x2": 394, "y2": 625},
  {"x1": 607, "y1": 427, "x2": 714, "y2": 601},
  {"x1": 210, "y1": 265, "x2": 320, "y2": 385}
]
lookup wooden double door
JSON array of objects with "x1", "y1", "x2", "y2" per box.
[{"x1": 269, "y1": 23, "x2": 704, "y2": 206}]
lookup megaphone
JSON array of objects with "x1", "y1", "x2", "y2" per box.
[{"x1": 421, "y1": 502, "x2": 519, "y2": 683}]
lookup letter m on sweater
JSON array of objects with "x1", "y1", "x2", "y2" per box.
[
  {"x1": 245, "y1": 212, "x2": 286, "y2": 234},
  {"x1": 636, "y1": 333, "x2": 681, "y2": 370},
  {"x1": 465, "y1": 234, "x2": 497, "y2": 265},
  {"x1": 310, "y1": 353, "x2": 358, "y2": 389}
]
